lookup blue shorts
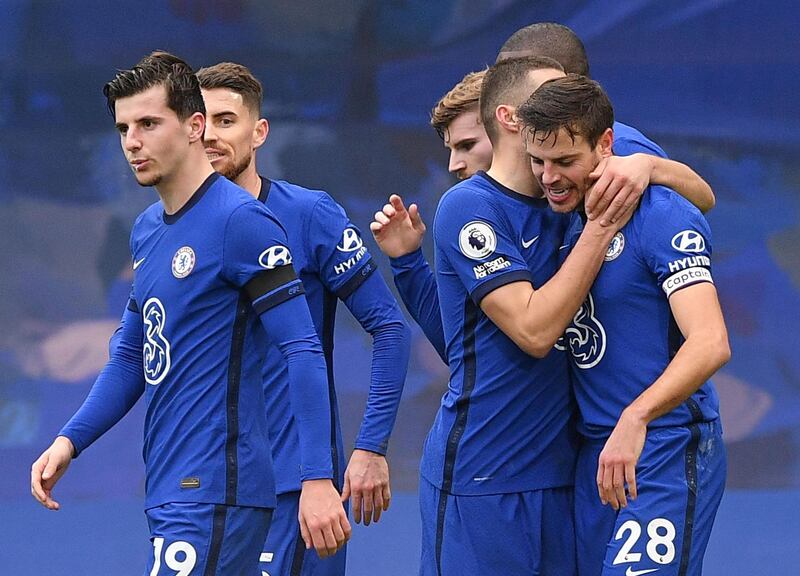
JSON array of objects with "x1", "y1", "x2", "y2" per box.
[
  {"x1": 419, "y1": 476, "x2": 576, "y2": 576},
  {"x1": 260, "y1": 490, "x2": 347, "y2": 576},
  {"x1": 575, "y1": 420, "x2": 726, "y2": 576},
  {"x1": 144, "y1": 502, "x2": 272, "y2": 576}
]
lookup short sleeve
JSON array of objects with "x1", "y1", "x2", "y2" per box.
[
  {"x1": 434, "y1": 187, "x2": 531, "y2": 304},
  {"x1": 309, "y1": 193, "x2": 376, "y2": 300},
  {"x1": 222, "y1": 200, "x2": 304, "y2": 313},
  {"x1": 639, "y1": 189, "x2": 714, "y2": 298}
]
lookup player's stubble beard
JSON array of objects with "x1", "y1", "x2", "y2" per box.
[
  {"x1": 134, "y1": 170, "x2": 162, "y2": 188},
  {"x1": 217, "y1": 150, "x2": 252, "y2": 182}
]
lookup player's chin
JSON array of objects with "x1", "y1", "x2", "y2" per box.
[{"x1": 134, "y1": 172, "x2": 162, "y2": 188}]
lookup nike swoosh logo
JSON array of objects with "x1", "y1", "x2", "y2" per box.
[
  {"x1": 558, "y1": 244, "x2": 569, "y2": 250},
  {"x1": 625, "y1": 568, "x2": 659, "y2": 576},
  {"x1": 521, "y1": 235, "x2": 539, "y2": 248},
  {"x1": 133, "y1": 257, "x2": 146, "y2": 270}
]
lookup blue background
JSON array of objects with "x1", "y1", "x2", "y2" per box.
[{"x1": 1, "y1": 0, "x2": 799, "y2": 573}]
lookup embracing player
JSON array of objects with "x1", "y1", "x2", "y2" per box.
[
  {"x1": 372, "y1": 23, "x2": 715, "y2": 361},
  {"x1": 518, "y1": 75, "x2": 728, "y2": 576}
]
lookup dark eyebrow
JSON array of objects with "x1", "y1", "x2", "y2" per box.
[
  {"x1": 451, "y1": 137, "x2": 477, "y2": 146},
  {"x1": 209, "y1": 110, "x2": 238, "y2": 119}
]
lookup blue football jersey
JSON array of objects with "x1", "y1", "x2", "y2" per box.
[
  {"x1": 422, "y1": 171, "x2": 576, "y2": 495},
  {"x1": 66, "y1": 173, "x2": 322, "y2": 510},
  {"x1": 562, "y1": 185, "x2": 720, "y2": 439},
  {"x1": 257, "y1": 178, "x2": 406, "y2": 494}
]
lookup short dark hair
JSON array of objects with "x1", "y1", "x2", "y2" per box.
[
  {"x1": 497, "y1": 23, "x2": 590, "y2": 77},
  {"x1": 480, "y1": 55, "x2": 564, "y2": 144},
  {"x1": 517, "y1": 75, "x2": 614, "y2": 149},
  {"x1": 103, "y1": 51, "x2": 205, "y2": 119},
  {"x1": 196, "y1": 62, "x2": 263, "y2": 116}
]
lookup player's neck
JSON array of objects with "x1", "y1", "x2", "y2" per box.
[
  {"x1": 486, "y1": 144, "x2": 538, "y2": 197},
  {"x1": 157, "y1": 148, "x2": 215, "y2": 215},
  {"x1": 234, "y1": 163, "x2": 262, "y2": 199}
]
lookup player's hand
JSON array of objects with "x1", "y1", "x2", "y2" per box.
[
  {"x1": 583, "y1": 198, "x2": 635, "y2": 240},
  {"x1": 341, "y1": 449, "x2": 391, "y2": 526},
  {"x1": 369, "y1": 194, "x2": 427, "y2": 258},
  {"x1": 298, "y1": 479, "x2": 352, "y2": 559},
  {"x1": 31, "y1": 436, "x2": 74, "y2": 510},
  {"x1": 585, "y1": 154, "x2": 652, "y2": 225},
  {"x1": 596, "y1": 410, "x2": 647, "y2": 510}
]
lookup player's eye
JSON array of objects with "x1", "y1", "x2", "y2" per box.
[
  {"x1": 457, "y1": 141, "x2": 475, "y2": 152},
  {"x1": 557, "y1": 160, "x2": 574, "y2": 167},
  {"x1": 529, "y1": 156, "x2": 544, "y2": 165},
  {"x1": 142, "y1": 120, "x2": 156, "y2": 129}
]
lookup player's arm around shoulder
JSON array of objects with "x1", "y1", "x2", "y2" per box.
[{"x1": 482, "y1": 212, "x2": 630, "y2": 358}]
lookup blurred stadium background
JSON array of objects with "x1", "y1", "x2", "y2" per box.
[{"x1": 1, "y1": 0, "x2": 799, "y2": 573}]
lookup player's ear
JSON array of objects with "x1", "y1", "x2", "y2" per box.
[
  {"x1": 597, "y1": 127, "x2": 614, "y2": 158},
  {"x1": 187, "y1": 112, "x2": 206, "y2": 144},
  {"x1": 495, "y1": 104, "x2": 519, "y2": 134},
  {"x1": 253, "y1": 118, "x2": 269, "y2": 149}
]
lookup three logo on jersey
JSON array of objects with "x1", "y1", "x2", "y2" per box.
[
  {"x1": 561, "y1": 293, "x2": 607, "y2": 369},
  {"x1": 143, "y1": 298, "x2": 171, "y2": 385}
]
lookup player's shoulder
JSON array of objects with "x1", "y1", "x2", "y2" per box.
[
  {"x1": 269, "y1": 179, "x2": 330, "y2": 206},
  {"x1": 636, "y1": 185, "x2": 709, "y2": 239},
  {"x1": 130, "y1": 200, "x2": 164, "y2": 241},
  {"x1": 642, "y1": 185, "x2": 702, "y2": 217},
  {"x1": 210, "y1": 174, "x2": 258, "y2": 211},
  {"x1": 612, "y1": 121, "x2": 667, "y2": 158},
  {"x1": 270, "y1": 178, "x2": 346, "y2": 220},
  {"x1": 222, "y1": 185, "x2": 286, "y2": 239},
  {"x1": 438, "y1": 172, "x2": 497, "y2": 212}
]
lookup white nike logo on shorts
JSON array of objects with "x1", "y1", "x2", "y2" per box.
[
  {"x1": 625, "y1": 568, "x2": 659, "y2": 576},
  {"x1": 133, "y1": 257, "x2": 146, "y2": 270}
]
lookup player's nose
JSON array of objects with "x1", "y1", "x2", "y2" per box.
[
  {"x1": 449, "y1": 154, "x2": 466, "y2": 176},
  {"x1": 123, "y1": 131, "x2": 142, "y2": 151},
  {"x1": 541, "y1": 162, "x2": 560, "y2": 185}
]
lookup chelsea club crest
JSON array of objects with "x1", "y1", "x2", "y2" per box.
[
  {"x1": 604, "y1": 232, "x2": 625, "y2": 262},
  {"x1": 172, "y1": 246, "x2": 196, "y2": 278}
]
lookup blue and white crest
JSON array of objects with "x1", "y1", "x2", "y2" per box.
[
  {"x1": 143, "y1": 297, "x2": 171, "y2": 385},
  {"x1": 566, "y1": 293, "x2": 607, "y2": 369}
]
